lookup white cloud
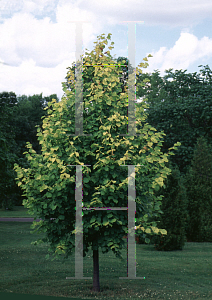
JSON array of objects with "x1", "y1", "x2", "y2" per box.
[
  {"x1": 0, "y1": 0, "x2": 56, "y2": 20},
  {"x1": 0, "y1": 0, "x2": 211, "y2": 100},
  {"x1": 22, "y1": 1, "x2": 37, "y2": 13},
  {"x1": 74, "y1": 0, "x2": 212, "y2": 27},
  {"x1": 0, "y1": 57, "x2": 73, "y2": 99},
  {"x1": 145, "y1": 32, "x2": 212, "y2": 75},
  {"x1": 0, "y1": 12, "x2": 77, "y2": 67},
  {"x1": 2, "y1": 0, "x2": 211, "y2": 27},
  {"x1": 0, "y1": 2, "x2": 105, "y2": 68},
  {"x1": 0, "y1": 1, "x2": 115, "y2": 99}
]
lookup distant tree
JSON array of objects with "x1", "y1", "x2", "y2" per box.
[
  {"x1": 147, "y1": 161, "x2": 189, "y2": 251},
  {"x1": 135, "y1": 66, "x2": 212, "y2": 177},
  {"x1": 135, "y1": 70, "x2": 166, "y2": 108},
  {"x1": 0, "y1": 91, "x2": 18, "y2": 209},
  {"x1": 15, "y1": 93, "x2": 59, "y2": 157},
  {"x1": 0, "y1": 92, "x2": 59, "y2": 207},
  {"x1": 184, "y1": 136, "x2": 212, "y2": 242}
]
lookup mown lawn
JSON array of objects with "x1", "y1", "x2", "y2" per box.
[
  {"x1": 0, "y1": 206, "x2": 36, "y2": 218},
  {"x1": 0, "y1": 221, "x2": 212, "y2": 299}
]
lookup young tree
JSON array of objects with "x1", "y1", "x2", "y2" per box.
[{"x1": 14, "y1": 33, "x2": 181, "y2": 293}]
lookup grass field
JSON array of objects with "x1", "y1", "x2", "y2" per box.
[
  {"x1": 0, "y1": 221, "x2": 212, "y2": 300},
  {"x1": 0, "y1": 206, "x2": 36, "y2": 218}
]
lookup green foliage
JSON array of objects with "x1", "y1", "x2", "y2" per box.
[
  {"x1": 113, "y1": 56, "x2": 134, "y2": 94},
  {"x1": 135, "y1": 66, "x2": 212, "y2": 246},
  {"x1": 14, "y1": 33, "x2": 181, "y2": 262},
  {"x1": 0, "y1": 91, "x2": 18, "y2": 209},
  {"x1": 144, "y1": 161, "x2": 189, "y2": 251},
  {"x1": 15, "y1": 93, "x2": 59, "y2": 157},
  {"x1": 136, "y1": 70, "x2": 166, "y2": 108},
  {"x1": 184, "y1": 136, "x2": 212, "y2": 242},
  {"x1": 136, "y1": 67, "x2": 212, "y2": 177},
  {"x1": 0, "y1": 92, "x2": 59, "y2": 207}
]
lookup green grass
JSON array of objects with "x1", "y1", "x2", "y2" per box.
[
  {"x1": 0, "y1": 222, "x2": 212, "y2": 299},
  {"x1": 0, "y1": 206, "x2": 37, "y2": 218}
]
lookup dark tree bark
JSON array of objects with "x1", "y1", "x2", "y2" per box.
[{"x1": 91, "y1": 241, "x2": 100, "y2": 292}]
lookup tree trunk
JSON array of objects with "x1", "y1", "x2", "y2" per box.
[{"x1": 91, "y1": 244, "x2": 100, "y2": 292}]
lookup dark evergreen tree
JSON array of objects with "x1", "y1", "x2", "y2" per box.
[
  {"x1": 137, "y1": 161, "x2": 189, "y2": 251},
  {"x1": 184, "y1": 136, "x2": 212, "y2": 242}
]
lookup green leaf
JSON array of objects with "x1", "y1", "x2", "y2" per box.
[
  {"x1": 90, "y1": 215, "x2": 96, "y2": 224},
  {"x1": 110, "y1": 218, "x2": 116, "y2": 223},
  {"x1": 50, "y1": 203, "x2": 57, "y2": 210},
  {"x1": 103, "y1": 219, "x2": 109, "y2": 226},
  {"x1": 83, "y1": 177, "x2": 90, "y2": 183},
  {"x1": 145, "y1": 237, "x2": 150, "y2": 244},
  {"x1": 107, "y1": 213, "x2": 113, "y2": 218},
  {"x1": 154, "y1": 204, "x2": 160, "y2": 210},
  {"x1": 40, "y1": 185, "x2": 47, "y2": 192},
  {"x1": 150, "y1": 226, "x2": 159, "y2": 234},
  {"x1": 160, "y1": 229, "x2": 167, "y2": 235},
  {"x1": 107, "y1": 241, "x2": 113, "y2": 247},
  {"x1": 145, "y1": 228, "x2": 151, "y2": 234}
]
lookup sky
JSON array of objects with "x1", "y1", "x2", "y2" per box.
[{"x1": 0, "y1": 0, "x2": 212, "y2": 103}]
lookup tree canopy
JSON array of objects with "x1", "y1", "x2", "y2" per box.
[{"x1": 135, "y1": 66, "x2": 212, "y2": 176}]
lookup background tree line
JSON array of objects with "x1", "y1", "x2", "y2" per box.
[
  {"x1": 1, "y1": 61, "x2": 212, "y2": 245},
  {"x1": 134, "y1": 64, "x2": 212, "y2": 246},
  {"x1": 0, "y1": 92, "x2": 59, "y2": 209}
]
